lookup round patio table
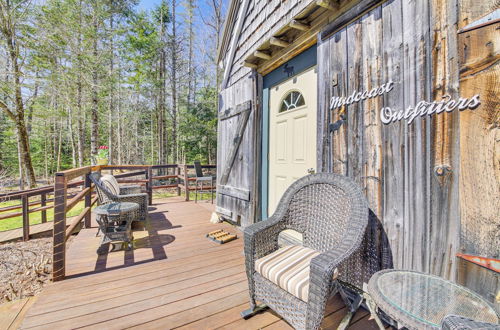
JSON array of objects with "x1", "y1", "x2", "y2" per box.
[
  {"x1": 367, "y1": 269, "x2": 499, "y2": 330},
  {"x1": 93, "y1": 202, "x2": 139, "y2": 255}
]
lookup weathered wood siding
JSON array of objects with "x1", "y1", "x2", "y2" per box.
[
  {"x1": 221, "y1": 0, "x2": 316, "y2": 87},
  {"x1": 318, "y1": 0, "x2": 499, "y2": 306},
  {"x1": 456, "y1": 2, "x2": 499, "y2": 310},
  {"x1": 216, "y1": 74, "x2": 259, "y2": 226},
  {"x1": 318, "y1": 0, "x2": 463, "y2": 280},
  {"x1": 457, "y1": 4, "x2": 499, "y2": 261}
]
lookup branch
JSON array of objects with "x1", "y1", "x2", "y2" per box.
[{"x1": 0, "y1": 99, "x2": 16, "y2": 121}]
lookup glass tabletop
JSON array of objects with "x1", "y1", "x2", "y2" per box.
[
  {"x1": 376, "y1": 271, "x2": 498, "y2": 327},
  {"x1": 93, "y1": 202, "x2": 139, "y2": 215}
]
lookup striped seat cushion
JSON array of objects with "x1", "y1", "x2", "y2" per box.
[{"x1": 255, "y1": 245, "x2": 337, "y2": 302}]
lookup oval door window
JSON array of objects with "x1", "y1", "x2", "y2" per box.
[{"x1": 279, "y1": 90, "x2": 305, "y2": 113}]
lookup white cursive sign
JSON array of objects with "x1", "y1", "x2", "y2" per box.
[
  {"x1": 380, "y1": 94, "x2": 481, "y2": 125},
  {"x1": 329, "y1": 81, "x2": 394, "y2": 110},
  {"x1": 329, "y1": 80, "x2": 481, "y2": 125}
]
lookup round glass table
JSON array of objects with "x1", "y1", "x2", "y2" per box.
[
  {"x1": 367, "y1": 269, "x2": 499, "y2": 329},
  {"x1": 93, "y1": 202, "x2": 139, "y2": 254}
]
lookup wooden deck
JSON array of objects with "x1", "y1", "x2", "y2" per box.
[
  {"x1": 0, "y1": 297, "x2": 37, "y2": 330},
  {"x1": 20, "y1": 197, "x2": 379, "y2": 329}
]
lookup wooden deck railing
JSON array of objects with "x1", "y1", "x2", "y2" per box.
[
  {"x1": 0, "y1": 180, "x2": 87, "y2": 241},
  {"x1": 52, "y1": 166, "x2": 96, "y2": 281},
  {"x1": 0, "y1": 163, "x2": 216, "y2": 243},
  {"x1": 50, "y1": 163, "x2": 216, "y2": 281}
]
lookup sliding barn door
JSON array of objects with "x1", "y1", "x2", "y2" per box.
[{"x1": 216, "y1": 74, "x2": 259, "y2": 227}]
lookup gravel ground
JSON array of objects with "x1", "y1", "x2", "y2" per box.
[{"x1": 0, "y1": 237, "x2": 52, "y2": 303}]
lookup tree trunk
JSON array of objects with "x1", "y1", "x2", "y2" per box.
[
  {"x1": 56, "y1": 120, "x2": 63, "y2": 172},
  {"x1": 90, "y1": 17, "x2": 99, "y2": 160},
  {"x1": 158, "y1": 49, "x2": 166, "y2": 164},
  {"x1": 117, "y1": 57, "x2": 123, "y2": 164},
  {"x1": 16, "y1": 130, "x2": 24, "y2": 190},
  {"x1": 157, "y1": 3, "x2": 167, "y2": 166},
  {"x1": 151, "y1": 110, "x2": 154, "y2": 163},
  {"x1": 108, "y1": 12, "x2": 115, "y2": 163},
  {"x1": 68, "y1": 105, "x2": 77, "y2": 168},
  {"x1": 52, "y1": 118, "x2": 57, "y2": 173},
  {"x1": 44, "y1": 125, "x2": 48, "y2": 180},
  {"x1": 26, "y1": 70, "x2": 39, "y2": 135},
  {"x1": 76, "y1": 0, "x2": 84, "y2": 167},
  {"x1": 187, "y1": 0, "x2": 194, "y2": 108},
  {"x1": 170, "y1": 0, "x2": 178, "y2": 163}
]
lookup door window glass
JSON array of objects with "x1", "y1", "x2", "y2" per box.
[{"x1": 280, "y1": 91, "x2": 305, "y2": 113}]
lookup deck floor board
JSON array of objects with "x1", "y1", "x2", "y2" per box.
[{"x1": 20, "y1": 197, "x2": 380, "y2": 329}]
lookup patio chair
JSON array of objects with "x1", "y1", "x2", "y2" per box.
[
  {"x1": 89, "y1": 172, "x2": 149, "y2": 222},
  {"x1": 441, "y1": 315, "x2": 500, "y2": 330},
  {"x1": 193, "y1": 161, "x2": 215, "y2": 203},
  {"x1": 242, "y1": 173, "x2": 369, "y2": 330}
]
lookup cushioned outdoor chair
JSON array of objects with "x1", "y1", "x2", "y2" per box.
[
  {"x1": 242, "y1": 173, "x2": 369, "y2": 330},
  {"x1": 193, "y1": 161, "x2": 215, "y2": 203},
  {"x1": 89, "y1": 172, "x2": 149, "y2": 222},
  {"x1": 441, "y1": 315, "x2": 500, "y2": 330}
]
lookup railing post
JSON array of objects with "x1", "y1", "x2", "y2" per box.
[
  {"x1": 176, "y1": 166, "x2": 181, "y2": 196},
  {"x1": 84, "y1": 172, "x2": 92, "y2": 228},
  {"x1": 183, "y1": 164, "x2": 189, "y2": 201},
  {"x1": 22, "y1": 194, "x2": 29, "y2": 241},
  {"x1": 41, "y1": 193, "x2": 47, "y2": 223},
  {"x1": 147, "y1": 166, "x2": 153, "y2": 205},
  {"x1": 53, "y1": 173, "x2": 67, "y2": 282}
]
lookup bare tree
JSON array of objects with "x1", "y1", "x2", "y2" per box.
[
  {"x1": 169, "y1": 0, "x2": 179, "y2": 162},
  {"x1": 186, "y1": 0, "x2": 195, "y2": 107},
  {"x1": 199, "y1": 0, "x2": 225, "y2": 87}
]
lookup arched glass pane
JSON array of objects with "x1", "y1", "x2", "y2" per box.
[{"x1": 280, "y1": 91, "x2": 305, "y2": 113}]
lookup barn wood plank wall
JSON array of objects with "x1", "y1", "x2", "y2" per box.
[
  {"x1": 456, "y1": 0, "x2": 499, "y2": 309},
  {"x1": 458, "y1": 11, "x2": 499, "y2": 260},
  {"x1": 429, "y1": 0, "x2": 461, "y2": 281},
  {"x1": 318, "y1": 0, "x2": 464, "y2": 281},
  {"x1": 217, "y1": 74, "x2": 258, "y2": 226}
]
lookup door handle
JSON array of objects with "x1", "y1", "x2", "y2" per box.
[{"x1": 307, "y1": 168, "x2": 315, "y2": 174}]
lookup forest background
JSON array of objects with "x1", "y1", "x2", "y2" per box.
[{"x1": 0, "y1": 0, "x2": 226, "y2": 190}]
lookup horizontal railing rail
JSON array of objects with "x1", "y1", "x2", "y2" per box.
[{"x1": 1, "y1": 189, "x2": 55, "y2": 240}]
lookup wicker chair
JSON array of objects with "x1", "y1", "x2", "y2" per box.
[
  {"x1": 89, "y1": 172, "x2": 149, "y2": 222},
  {"x1": 441, "y1": 315, "x2": 500, "y2": 330},
  {"x1": 242, "y1": 173, "x2": 369, "y2": 330}
]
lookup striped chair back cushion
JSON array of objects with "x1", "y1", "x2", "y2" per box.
[{"x1": 100, "y1": 174, "x2": 120, "y2": 195}]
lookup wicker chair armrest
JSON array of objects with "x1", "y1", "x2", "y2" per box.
[
  {"x1": 119, "y1": 185, "x2": 142, "y2": 195},
  {"x1": 440, "y1": 315, "x2": 500, "y2": 330},
  {"x1": 311, "y1": 246, "x2": 350, "y2": 278},
  {"x1": 244, "y1": 215, "x2": 286, "y2": 260},
  {"x1": 306, "y1": 244, "x2": 360, "y2": 329},
  {"x1": 114, "y1": 193, "x2": 148, "y2": 204},
  {"x1": 116, "y1": 192, "x2": 148, "y2": 199},
  {"x1": 243, "y1": 215, "x2": 286, "y2": 304}
]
